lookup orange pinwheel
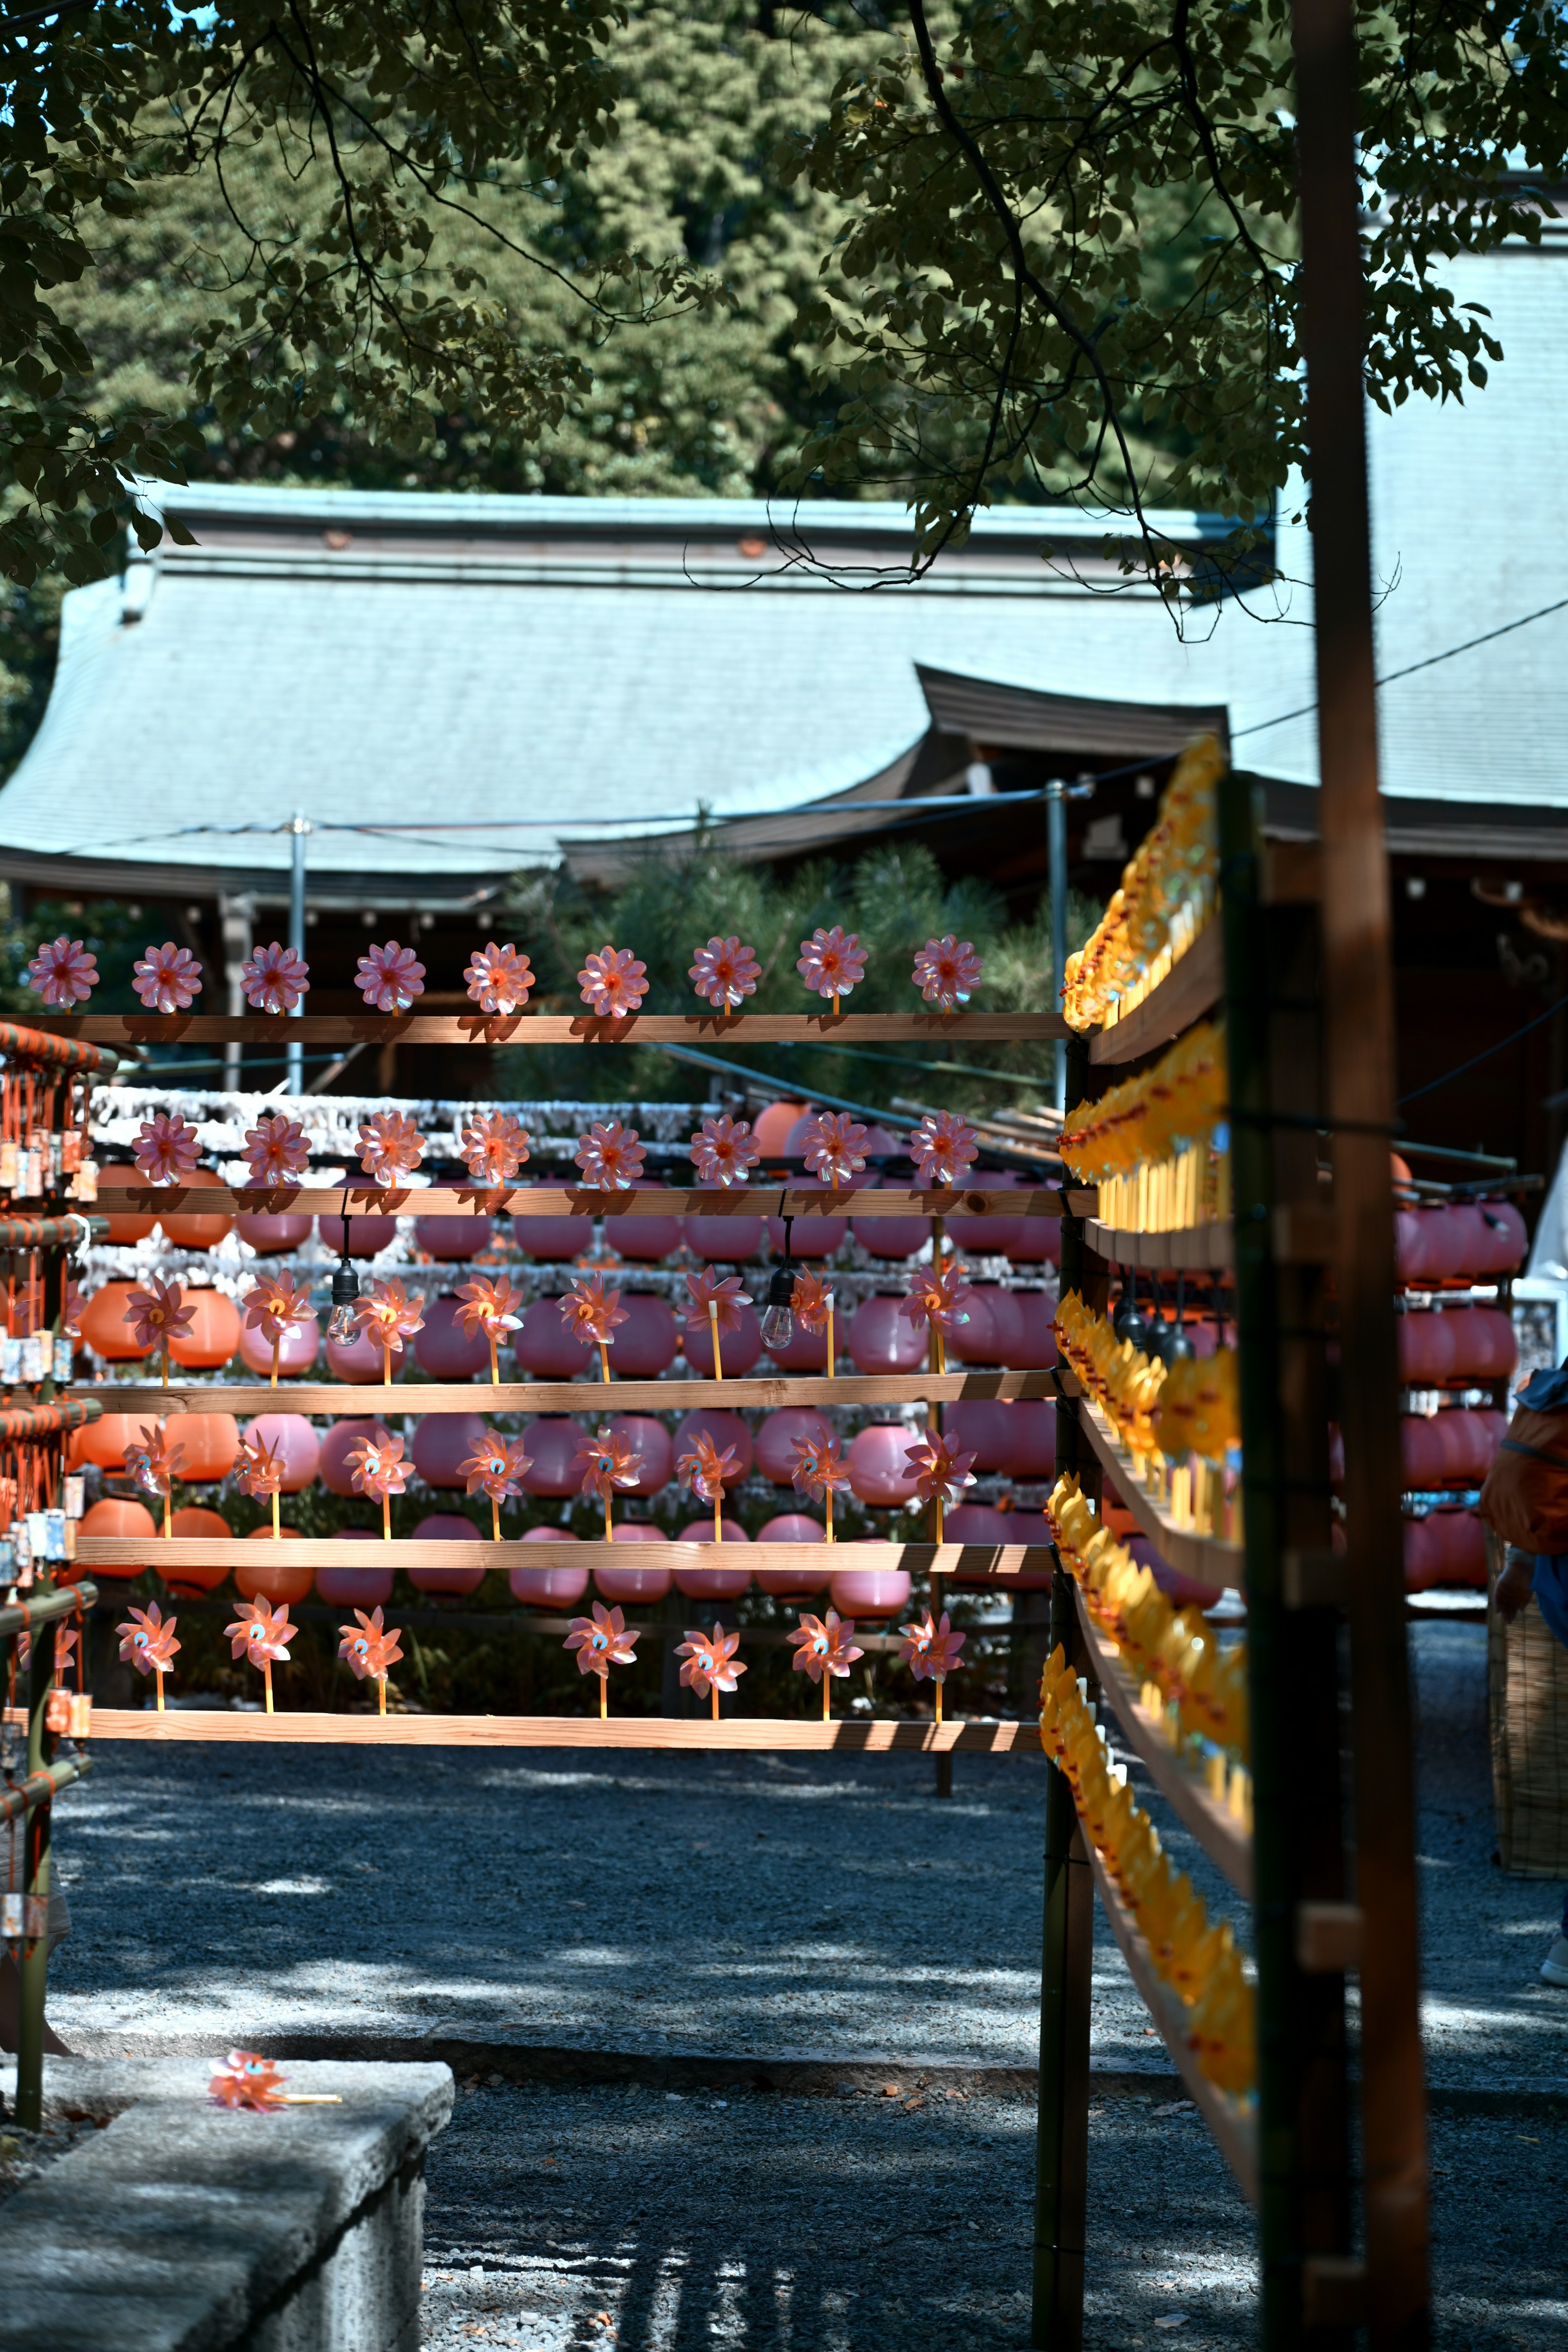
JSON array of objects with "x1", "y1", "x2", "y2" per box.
[
  {"x1": 789, "y1": 1609, "x2": 863, "y2": 1719},
  {"x1": 675, "y1": 1622, "x2": 748, "y2": 1719}
]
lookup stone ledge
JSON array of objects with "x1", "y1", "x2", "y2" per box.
[{"x1": 0, "y1": 2057, "x2": 453, "y2": 2352}]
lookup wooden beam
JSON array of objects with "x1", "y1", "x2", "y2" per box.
[
  {"x1": 92, "y1": 1184, "x2": 1064, "y2": 1221},
  {"x1": 90, "y1": 1372, "x2": 1057, "y2": 1416},
  {"x1": 1083, "y1": 1218, "x2": 1234, "y2": 1272},
  {"x1": 34, "y1": 1011, "x2": 1067, "y2": 1047},
  {"x1": 1072, "y1": 1393, "x2": 1246, "y2": 1593},
  {"x1": 74, "y1": 1537, "x2": 1059, "y2": 1576},
  {"x1": 86, "y1": 1708, "x2": 1035, "y2": 1753},
  {"x1": 1087, "y1": 921, "x2": 1225, "y2": 1069}
]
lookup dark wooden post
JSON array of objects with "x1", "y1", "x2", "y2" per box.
[{"x1": 1288, "y1": 0, "x2": 1431, "y2": 2341}]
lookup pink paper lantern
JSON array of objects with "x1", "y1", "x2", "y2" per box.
[
  {"x1": 847, "y1": 1423, "x2": 918, "y2": 1504},
  {"x1": 674, "y1": 1523, "x2": 753, "y2": 1596},
  {"x1": 757, "y1": 1512, "x2": 825, "y2": 1543},
  {"x1": 523, "y1": 1525, "x2": 578, "y2": 1541},
  {"x1": 766, "y1": 1178, "x2": 847, "y2": 1261},
  {"x1": 593, "y1": 1559, "x2": 672, "y2": 1602},
  {"x1": 753, "y1": 1515, "x2": 830, "y2": 1596},
  {"x1": 318, "y1": 1177, "x2": 399, "y2": 1258},
  {"x1": 601, "y1": 1193, "x2": 683, "y2": 1262},
  {"x1": 1400, "y1": 1415, "x2": 1447, "y2": 1488},
  {"x1": 1426, "y1": 1508, "x2": 1487, "y2": 1588},
  {"x1": 521, "y1": 1418, "x2": 590, "y2": 1497},
  {"x1": 1464, "y1": 1200, "x2": 1527, "y2": 1274},
  {"x1": 236, "y1": 1210, "x2": 314, "y2": 1252},
  {"x1": 326, "y1": 1326, "x2": 390, "y2": 1384},
  {"x1": 673, "y1": 1408, "x2": 753, "y2": 1482},
  {"x1": 755, "y1": 1407, "x2": 834, "y2": 1485},
  {"x1": 238, "y1": 1312, "x2": 321, "y2": 1379},
  {"x1": 762, "y1": 1314, "x2": 829, "y2": 1371},
  {"x1": 510, "y1": 1187, "x2": 593, "y2": 1263},
  {"x1": 851, "y1": 1178, "x2": 929, "y2": 1261},
  {"x1": 320, "y1": 1417, "x2": 394, "y2": 1497},
  {"x1": 683, "y1": 1301, "x2": 763, "y2": 1378},
  {"x1": 242, "y1": 1412, "x2": 321, "y2": 1493},
  {"x1": 413, "y1": 1294, "x2": 490, "y2": 1381},
  {"x1": 949, "y1": 1284, "x2": 1025, "y2": 1367},
  {"x1": 606, "y1": 1414, "x2": 674, "y2": 1497},
  {"x1": 514, "y1": 1297, "x2": 595, "y2": 1379},
  {"x1": 1394, "y1": 1209, "x2": 1427, "y2": 1284},
  {"x1": 412, "y1": 1412, "x2": 491, "y2": 1490},
  {"x1": 1447, "y1": 1307, "x2": 1516, "y2": 1381},
  {"x1": 943, "y1": 1502, "x2": 1012, "y2": 1544},
  {"x1": 846, "y1": 1294, "x2": 927, "y2": 1376},
  {"x1": 410, "y1": 1512, "x2": 486, "y2": 1596},
  {"x1": 1004, "y1": 1400, "x2": 1056, "y2": 1478},
  {"x1": 945, "y1": 1171, "x2": 1028, "y2": 1260},
  {"x1": 940, "y1": 1400, "x2": 1016, "y2": 1472},
  {"x1": 677, "y1": 1519, "x2": 752, "y2": 1543},
  {"x1": 1007, "y1": 1213, "x2": 1061, "y2": 1267},
  {"x1": 685, "y1": 1211, "x2": 764, "y2": 1263},
  {"x1": 1402, "y1": 1516, "x2": 1441, "y2": 1590},
  {"x1": 414, "y1": 1213, "x2": 494, "y2": 1262},
  {"x1": 509, "y1": 1559, "x2": 590, "y2": 1607},
  {"x1": 610, "y1": 1294, "x2": 681, "y2": 1378},
  {"x1": 1410, "y1": 1207, "x2": 1467, "y2": 1283},
  {"x1": 316, "y1": 1551, "x2": 395, "y2": 1608},
  {"x1": 1011, "y1": 1292, "x2": 1058, "y2": 1371},
  {"x1": 1396, "y1": 1312, "x2": 1456, "y2": 1383},
  {"x1": 827, "y1": 1566, "x2": 910, "y2": 1619},
  {"x1": 611, "y1": 1521, "x2": 669, "y2": 1542}
]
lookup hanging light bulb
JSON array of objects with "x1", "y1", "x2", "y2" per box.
[
  {"x1": 760, "y1": 1216, "x2": 797, "y2": 1350},
  {"x1": 327, "y1": 1223, "x2": 360, "y2": 1344}
]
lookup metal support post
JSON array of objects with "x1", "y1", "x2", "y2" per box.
[
  {"x1": 287, "y1": 815, "x2": 310, "y2": 1097},
  {"x1": 1289, "y1": 1, "x2": 1430, "y2": 2341},
  {"x1": 1048, "y1": 784, "x2": 1069, "y2": 1112},
  {"x1": 15, "y1": 1610, "x2": 53, "y2": 2131},
  {"x1": 219, "y1": 894, "x2": 254, "y2": 1091}
]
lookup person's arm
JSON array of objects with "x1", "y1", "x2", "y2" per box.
[{"x1": 1494, "y1": 1550, "x2": 1536, "y2": 1624}]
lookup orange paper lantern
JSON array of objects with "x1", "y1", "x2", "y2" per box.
[
  {"x1": 235, "y1": 1532, "x2": 314, "y2": 1606},
  {"x1": 157, "y1": 1165, "x2": 235, "y2": 1248},
  {"x1": 165, "y1": 1505, "x2": 233, "y2": 1595},
  {"x1": 166, "y1": 1289, "x2": 242, "y2": 1370},
  {"x1": 77, "y1": 1494, "x2": 157, "y2": 1579},
  {"x1": 77, "y1": 1283, "x2": 155, "y2": 1363}
]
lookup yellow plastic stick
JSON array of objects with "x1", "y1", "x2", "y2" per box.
[
  {"x1": 708, "y1": 1300, "x2": 723, "y2": 1381},
  {"x1": 270, "y1": 1334, "x2": 279, "y2": 1389}
]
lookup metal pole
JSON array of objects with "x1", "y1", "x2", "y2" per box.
[
  {"x1": 288, "y1": 815, "x2": 308, "y2": 1097},
  {"x1": 15, "y1": 1608, "x2": 53, "y2": 2131},
  {"x1": 1048, "y1": 785, "x2": 1068, "y2": 1111},
  {"x1": 1289, "y1": 0, "x2": 1430, "y2": 2341}
]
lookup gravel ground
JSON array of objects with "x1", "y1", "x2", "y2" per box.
[{"x1": 28, "y1": 1618, "x2": 1568, "y2": 2346}]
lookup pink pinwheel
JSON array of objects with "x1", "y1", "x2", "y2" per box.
[
  {"x1": 356, "y1": 940, "x2": 425, "y2": 1012},
  {"x1": 565, "y1": 1601, "x2": 640, "y2": 1715},
  {"x1": 788, "y1": 1609, "x2": 864, "y2": 1718},
  {"x1": 572, "y1": 1423, "x2": 643, "y2": 1539},
  {"x1": 358, "y1": 1110, "x2": 425, "y2": 1187},
  {"x1": 800, "y1": 1111, "x2": 867, "y2": 1189},
  {"x1": 132, "y1": 1110, "x2": 202, "y2": 1185},
  {"x1": 244, "y1": 1271, "x2": 314, "y2": 1385},
  {"x1": 26, "y1": 935, "x2": 97, "y2": 1008},
  {"x1": 797, "y1": 925, "x2": 866, "y2": 1009},
  {"x1": 790, "y1": 1269, "x2": 835, "y2": 1333},
  {"x1": 689, "y1": 935, "x2": 761, "y2": 1011},
  {"x1": 209, "y1": 2051, "x2": 289, "y2": 2112},
  {"x1": 684, "y1": 1267, "x2": 752, "y2": 1381},
  {"x1": 898, "y1": 1607, "x2": 967, "y2": 1723},
  {"x1": 464, "y1": 942, "x2": 534, "y2": 1015},
  {"x1": 338, "y1": 1605, "x2": 404, "y2": 1712},
  {"x1": 117, "y1": 1602, "x2": 180, "y2": 1711},
  {"x1": 676, "y1": 1621, "x2": 748, "y2": 1719},
  {"x1": 223, "y1": 1595, "x2": 294, "y2": 1711},
  {"x1": 457, "y1": 1433, "x2": 532, "y2": 1537},
  {"x1": 347, "y1": 1430, "x2": 409, "y2": 1539},
  {"x1": 132, "y1": 942, "x2": 202, "y2": 1013},
  {"x1": 689, "y1": 1115, "x2": 760, "y2": 1188},
  {"x1": 235, "y1": 1432, "x2": 286, "y2": 1499},
  {"x1": 788, "y1": 1428, "x2": 851, "y2": 1540},
  {"x1": 241, "y1": 942, "x2": 310, "y2": 1014},
  {"x1": 124, "y1": 1422, "x2": 185, "y2": 1538},
  {"x1": 577, "y1": 945, "x2": 648, "y2": 1018},
  {"x1": 456, "y1": 1273, "x2": 525, "y2": 1382},
  {"x1": 903, "y1": 1431, "x2": 976, "y2": 1538},
  {"x1": 243, "y1": 1114, "x2": 310, "y2": 1188},
  {"x1": 560, "y1": 1274, "x2": 629, "y2": 1382},
  {"x1": 900, "y1": 1263, "x2": 973, "y2": 1335},
  {"x1": 353, "y1": 1277, "x2": 425, "y2": 1381},
  {"x1": 123, "y1": 1277, "x2": 195, "y2": 1378},
  {"x1": 678, "y1": 1427, "x2": 741, "y2": 1544},
  {"x1": 907, "y1": 1110, "x2": 980, "y2": 1187},
  {"x1": 460, "y1": 1110, "x2": 530, "y2": 1187},
  {"x1": 912, "y1": 935, "x2": 983, "y2": 1012},
  {"x1": 573, "y1": 1121, "x2": 646, "y2": 1190}
]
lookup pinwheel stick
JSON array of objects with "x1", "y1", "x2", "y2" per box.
[
  {"x1": 826, "y1": 1299, "x2": 835, "y2": 1383},
  {"x1": 163, "y1": 1486, "x2": 172, "y2": 1542},
  {"x1": 161, "y1": 1341, "x2": 169, "y2": 1392},
  {"x1": 710, "y1": 1678, "x2": 720, "y2": 1725},
  {"x1": 832, "y1": 988, "x2": 840, "y2": 1018},
  {"x1": 488, "y1": 1334, "x2": 499, "y2": 1386},
  {"x1": 272, "y1": 1490, "x2": 281, "y2": 1541},
  {"x1": 708, "y1": 1300, "x2": 723, "y2": 1382},
  {"x1": 826, "y1": 1486, "x2": 835, "y2": 1545},
  {"x1": 603, "y1": 1492, "x2": 613, "y2": 1543},
  {"x1": 381, "y1": 1490, "x2": 392, "y2": 1541},
  {"x1": 378, "y1": 1675, "x2": 387, "y2": 1718},
  {"x1": 154, "y1": 1666, "x2": 166, "y2": 1714},
  {"x1": 713, "y1": 1490, "x2": 722, "y2": 1546},
  {"x1": 933, "y1": 1497, "x2": 944, "y2": 1545},
  {"x1": 270, "y1": 1333, "x2": 280, "y2": 1389},
  {"x1": 382, "y1": 1338, "x2": 393, "y2": 1388},
  {"x1": 263, "y1": 1658, "x2": 274, "y2": 1715},
  {"x1": 935, "y1": 1674, "x2": 945, "y2": 1728},
  {"x1": 490, "y1": 1494, "x2": 501, "y2": 1541},
  {"x1": 599, "y1": 1675, "x2": 607, "y2": 1722},
  {"x1": 598, "y1": 1339, "x2": 611, "y2": 1385},
  {"x1": 822, "y1": 1670, "x2": 831, "y2": 1724}
]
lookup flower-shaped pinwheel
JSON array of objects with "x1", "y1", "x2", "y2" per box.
[
  {"x1": 689, "y1": 1115, "x2": 760, "y2": 1188},
  {"x1": 564, "y1": 1602, "x2": 640, "y2": 1695},
  {"x1": 459, "y1": 1110, "x2": 530, "y2": 1187},
  {"x1": 456, "y1": 1275, "x2": 525, "y2": 1380},
  {"x1": 788, "y1": 1430, "x2": 851, "y2": 1505},
  {"x1": 800, "y1": 1112, "x2": 867, "y2": 1189},
  {"x1": 346, "y1": 1432, "x2": 409, "y2": 1500},
  {"x1": 901, "y1": 1263, "x2": 973, "y2": 1336},
  {"x1": 241, "y1": 942, "x2": 310, "y2": 1014},
  {"x1": 235, "y1": 1432, "x2": 286, "y2": 1500},
  {"x1": 124, "y1": 1421, "x2": 185, "y2": 1500},
  {"x1": 684, "y1": 1268, "x2": 751, "y2": 1339},
  {"x1": 573, "y1": 1424, "x2": 643, "y2": 1505},
  {"x1": 209, "y1": 2050, "x2": 289, "y2": 2111},
  {"x1": 574, "y1": 1121, "x2": 646, "y2": 1190},
  {"x1": 797, "y1": 926, "x2": 866, "y2": 1007},
  {"x1": 338, "y1": 1607, "x2": 404, "y2": 1701},
  {"x1": 117, "y1": 1601, "x2": 180, "y2": 1679},
  {"x1": 132, "y1": 942, "x2": 203, "y2": 1013},
  {"x1": 677, "y1": 1428, "x2": 741, "y2": 1505},
  {"x1": 578, "y1": 945, "x2": 648, "y2": 1018},
  {"x1": 458, "y1": 1434, "x2": 532, "y2": 1503},
  {"x1": 244, "y1": 1271, "x2": 314, "y2": 1345},
  {"x1": 358, "y1": 1111, "x2": 425, "y2": 1187},
  {"x1": 912, "y1": 936, "x2": 983, "y2": 1011},
  {"x1": 898, "y1": 1608, "x2": 967, "y2": 1683},
  {"x1": 903, "y1": 1431, "x2": 977, "y2": 1516},
  {"x1": 789, "y1": 1269, "x2": 835, "y2": 1334},
  {"x1": 243, "y1": 1114, "x2": 310, "y2": 1188},
  {"x1": 788, "y1": 1611, "x2": 864, "y2": 1716},
  {"x1": 223, "y1": 1597, "x2": 294, "y2": 1711},
  {"x1": 465, "y1": 942, "x2": 534, "y2": 1015},
  {"x1": 356, "y1": 940, "x2": 425, "y2": 1012},
  {"x1": 560, "y1": 1274, "x2": 628, "y2": 1378},
  {"x1": 26, "y1": 936, "x2": 97, "y2": 1008},
  {"x1": 676, "y1": 1621, "x2": 748, "y2": 1715},
  {"x1": 352, "y1": 1278, "x2": 426, "y2": 1371},
  {"x1": 123, "y1": 1276, "x2": 195, "y2": 1358},
  {"x1": 133, "y1": 1111, "x2": 202, "y2": 1185},
  {"x1": 907, "y1": 1110, "x2": 980, "y2": 1187},
  {"x1": 49, "y1": 1624, "x2": 78, "y2": 1683},
  {"x1": 689, "y1": 936, "x2": 761, "y2": 1011}
]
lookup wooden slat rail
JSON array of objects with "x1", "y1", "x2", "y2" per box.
[
  {"x1": 1084, "y1": 1217, "x2": 1235, "y2": 1273},
  {"x1": 1074, "y1": 1392, "x2": 1247, "y2": 1593},
  {"x1": 86, "y1": 1709, "x2": 1034, "y2": 1753},
  {"x1": 91, "y1": 1372, "x2": 1058, "y2": 1415},
  {"x1": 93, "y1": 1185, "x2": 1064, "y2": 1221},
  {"x1": 1083, "y1": 1840, "x2": 1258, "y2": 2204},
  {"x1": 1071, "y1": 1586, "x2": 1252, "y2": 1896},
  {"x1": 74, "y1": 1537, "x2": 1059, "y2": 1578},
  {"x1": 1086, "y1": 921, "x2": 1225, "y2": 1070},
  {"x1": 34, "y1": 1012, "x2": 1069, "y2": 1048}
]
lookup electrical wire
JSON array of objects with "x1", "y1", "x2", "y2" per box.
[{"x1": 1397, "y1": 989, "x2": 1568, "y2": 1107}]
